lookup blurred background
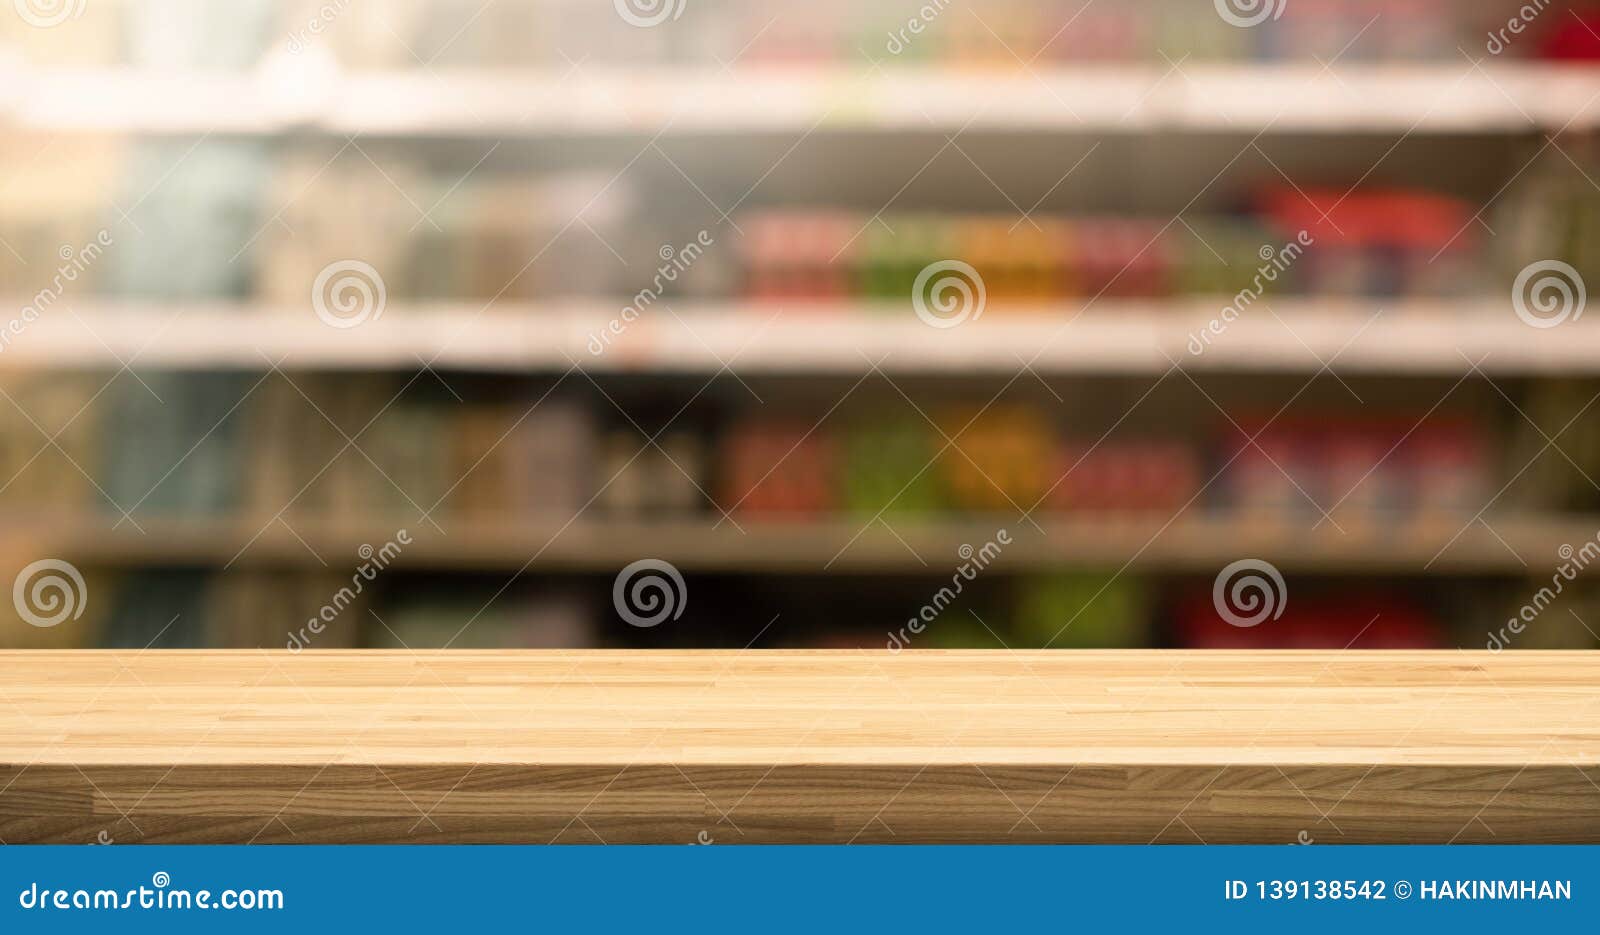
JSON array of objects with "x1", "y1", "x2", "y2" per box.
[{"x1": 3, "y1": 0, "x2": 1600, "y2": 651}]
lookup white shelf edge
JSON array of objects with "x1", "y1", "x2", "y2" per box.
[
  {"x1": 0, "y1": 298, "x2": 1588, "y2": 374},
  {"x1": 3, "y1": 64, "x2": 1596, "y2": 134}
]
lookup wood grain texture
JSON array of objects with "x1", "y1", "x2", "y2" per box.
[{"x1": 2, "y1": 650, "x2": 1598, "y2": 843}]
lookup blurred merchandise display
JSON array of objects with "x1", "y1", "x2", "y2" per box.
[
  {"x1": 1, "y1": 0, "x2": 1598, "y2": 662},
  {"x1": 1174, "y1": 592, "x2": 1445, "y2": 648},
  {"x1": 0, "y1": 134, "x2": 1543, "y2": 305},
  {"x1": 0, "y1": 371, "x2": 1504, "y2": 528},
  {"x1": 1217, "y1": 416, "x2": 1493, "y2": 528}
]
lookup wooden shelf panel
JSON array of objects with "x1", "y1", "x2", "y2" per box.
[{"x1": 2, "y1": 650, "x2": 1598, "y2": 843}]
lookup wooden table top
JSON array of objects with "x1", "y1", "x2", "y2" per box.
[{"x1": 3, "y1": 650, "x2": 1598, "y2": 844}]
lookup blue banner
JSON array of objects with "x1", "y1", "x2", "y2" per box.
[{"x1": 2, "y1": 845, "x2": 1593, "y2": 932}]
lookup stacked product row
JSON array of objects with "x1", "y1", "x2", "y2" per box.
[
  {"x1": 11, "y1": 564, "x2": 1598, "y2": 652},
  {"x1": 1, "y1": 0, "x2": 1578, "y2": 67},
  {"x1": 0, "y1": 566, "x2": 598, "y2": 651},
  {"x1": 717, "y1": 409, "x2": 1491, "y2": 523},
  {"x1": 741, "y1": 190, "x2": 1485, "y2": 303},
  {"x1": 7, "y1": 136, "x2": 1578, "y2": 305},
  {"x1": 0, "y1": 372, "x2": 1497, "y2": 527}
]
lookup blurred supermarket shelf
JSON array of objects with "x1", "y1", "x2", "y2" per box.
[
  {"x1": 7, "y1": 513, "x2": 1595, "y2": 573},
  {"x1": 3, "y1": 299, "x2": 1594, "y2": 375},
  {"x1": 5, "y1": 64, "x2": 1599, "y2": 134}
]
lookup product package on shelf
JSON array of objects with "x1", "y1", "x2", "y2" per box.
[
  {"x1": 448, "y1": 398, "x2": 598, "y2": 520},
  {"x1": 124, "y1": 0, "x2": 276, "y2": 68},
  {"x1": 1259, "y1": 187, "x2": 1482, "y2": 297},
  {"x1": 1046, "y1": 439, "x2": 1202, "y2": 517},
  {"x1": 1216, "y1": 414, "x2": 1492, "y2": 530},
  {"x1": 937, "y1": 405, "x2": 1055, "y2": 513},
  {"x1": 1496, "y1": 139, "x2": 1600, "y2": 297},
  {"x1": 210, "y1": 570, "x2": 368, "y2": 649},
  {"x1": 243, "y1": 372, "x2": 352, "y2": 526},
  {"x1": 258, "y1": 150, "x2": 424, "y2": 308},
  {"x1": 1502, "y1": 380, "x2": 1600, "y2": 514},
  {"x1": 0, "y1": 557, "x2": 109, "y2": 649},
  {"x1": 0, "y1": 373, "x2": 101, "y2": 517},
  {"x1": 1177, "y1": 591, "x2": 1445, "y2": 648},
  {"x1": 0, "y1": 134, "x2": 122, "y2": 297},
  {"x1": 595, "y1": 429, "x2": 707, "y2": 517},
  {"x1": 1011, "y1": 574, "x2": 1149, "y2": 648},
  {"x1": 841, "y1": 415, "x2": 944, "y2": 516},
  {"x1": 101, "y1": 372, "x2": 251, "y2": 519},
  {"x1": 718, "y1": 419, "x2": 838, "y2": 519},
  {"x1": 99, "y1": 569, "x2": 211, "y2": 648},
  {"x1": 371, "y1": 588, "x2": 596, "y2": 649},
  {"x1": 109, "y1": 141, "x2": 270, "y2": 301},
  {"x1": 1485, "y1": 582, "x2": 1600, "y2": 650}
]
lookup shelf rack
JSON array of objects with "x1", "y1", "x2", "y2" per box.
[
  {"x1": 4, "y1": 64, "x2": 1598, "y2": 134},
  {"x1": 0, "y1": 299, "x2": 1588, "y2": 374},
  {"x1": 10, "y1": 514, "x2": 1592, "y2": 572}
]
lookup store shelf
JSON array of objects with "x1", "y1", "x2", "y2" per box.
[
  {"x1": 3, "y1": 299, "x2": 1592, "y2": 375},
  {"x1": 4, "y1": 649, "x2": 1598, "y2": 842},
  {"x1": 5, "y1": 64, "x2": 1598, "y2": 135},
  {"x1": 12, "y1": 513, "x2": 1594, "y2": 573}
]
